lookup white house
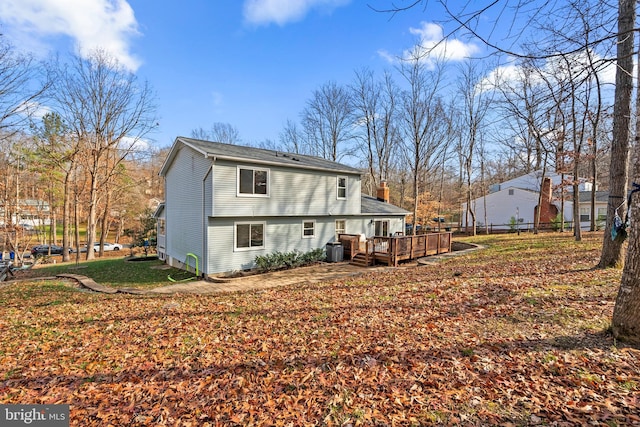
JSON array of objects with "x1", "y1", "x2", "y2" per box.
[
  {"x1": 462, "y1": 171, "x2": 608, "y2": 231},
  {"x1": 157, "y1": 137, "x2": 408, "y2": 276}
]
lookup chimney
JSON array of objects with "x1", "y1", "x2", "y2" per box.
[
  {"x1": 377, "y1": 181, "x2": 390, "y2": 203},
  {"x1": 541, "y1": 177, "x2": 552, "y2": 203}
]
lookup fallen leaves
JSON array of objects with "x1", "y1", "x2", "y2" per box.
[{"x1": 1, "y1": 232, "x2": 639, "y2": 425}]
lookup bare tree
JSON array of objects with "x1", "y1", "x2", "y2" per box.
[
  {"x1": 301, "y1": 81, "x2": 355, "y2": 162},
  {"x1": 611, "y1": 0, "x2": 640, "y2": 342},
  {"x1": 279, "y1": 119, "x2": 305, "y2": 154},
  {"x1": 598, "y1": 0, "x2": 634, "y2": 268},
  {"x1": 456, "y1": 59, "x2": 494, "y2": 236},
  {"x1": 191, "y1": 122, "x2": 241, "y2": 144},
  {"x1": 0, "y1": 37, "x2": 50, "y2": 142},
  {"x1": 398, "y1": 53, "x2": 447, "y2": 233},
  {"x1": 50, "y1": 49, "x2": 157, "y2": 260},
  {"x1": 350, "y1": 68, "x2": 400, "y2": 191}
]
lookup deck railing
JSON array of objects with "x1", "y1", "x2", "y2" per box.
[{"x1": 339, "y1": 232, "x2": 452, "y2": 267}]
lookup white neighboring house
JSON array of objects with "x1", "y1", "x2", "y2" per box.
[
  {"x1": 0, "y1": 199, "x2": 51, "y2": 227},
  {"x1": 461, "y1": 171, "x2": 608, "y2": 231},
  {"x1": 157, "y1": 137, "x2": 408, "y2": 276}
]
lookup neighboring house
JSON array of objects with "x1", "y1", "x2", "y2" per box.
[
  {"x1": 157, "y1": 137, "x2": 408, "y2": 276},
  {"x1": 0, "y1": 199, "x2": 51, "y2": 227},
  {"x1": 461, "y1": 170, "x2": 608, "y2": 231}
]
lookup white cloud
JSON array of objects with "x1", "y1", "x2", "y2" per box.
[
  {"x1": 0, "y1": 0, "x2": 141, "y2": 71},
  {"x1": 483, "y1": 50, "x2": 617, "y2": 93},
  {"x1": 243, "y1": 0, "x2": 350, "y2": 26},
  {"x1": 381, "y1": 22, "x2": 479, "y2": 67}
]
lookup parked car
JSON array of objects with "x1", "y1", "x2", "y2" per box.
[
  {"x1": 92, "y1": 242, "x2": 123, "y2": 252},
  {"x1": 31, "y1": 245, "x2": 68, "y2": 257}
]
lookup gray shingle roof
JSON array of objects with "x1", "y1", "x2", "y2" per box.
[
  {"x1": 578, "y1": 191, "x2": 609, "y2": 204},
  {"x1": 177, "y1": 137, "x2": 362, "y2": 175},
  {"x1": 361, "y1": 194, "x2": 409, "y2": 216}
]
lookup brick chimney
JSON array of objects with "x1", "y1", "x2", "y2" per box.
[
  {"x1": 537, "y1": 177, "x2": 558, "y2": 226},
  {"x1": 377, "y1": 181, "x2": 390, "y2": 203}
]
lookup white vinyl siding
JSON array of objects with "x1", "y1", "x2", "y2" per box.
[
  {"x1": 213, "y1": 161, "x2": 361, "y2": 217},
  {"x1": 164, "y1": 147, "x2": 209, "y2": 272}
]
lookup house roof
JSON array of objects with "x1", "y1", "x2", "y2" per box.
[
  {"x1": 153, "y1": 203, "x2": 165, "y2": 219},
  {"x1": 578, "y1": 191, "x2": 609, "y2": 204},
  {"x1": 361, "y1": 194, "x2": 409, "y2": 216},
  {"x1": 160, "y1": 137, "x2": 362, "y2": 176}
]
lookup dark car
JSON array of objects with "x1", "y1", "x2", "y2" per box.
[{"x1": 31, "y1": 245, "x2": 68, "y2": 257}]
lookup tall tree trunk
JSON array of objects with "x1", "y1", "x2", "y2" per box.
[
  {"x1": 98, "y1": 189, "x2": 112, "y2": 257},
  {"x1": 61, "y1": 166, "x2": 72, "y2": 262},
  {"x1": 612, "y1": 149, "x2": 640, "y2": 342},
  {"x1": 611, "y1": 2, "x2": 640, "y2": 342},
  {"x1": 85, "y1": 170, "x2": 98, "y2": 260},
  {"x1": 598, "y1": 0, "x2": 634, "y2": 268}
]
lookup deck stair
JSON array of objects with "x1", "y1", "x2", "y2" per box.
[{"x1": 350, "y1": 252, "x2": 372, "y2": 267}]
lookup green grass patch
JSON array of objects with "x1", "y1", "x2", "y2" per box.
[{"x1": 20, "y1": 257, "x2": 193, "y2": 289}]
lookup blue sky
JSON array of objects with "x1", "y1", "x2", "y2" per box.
[{"x1": 0, "y1": 0, "x2": 490, "y2": 148}]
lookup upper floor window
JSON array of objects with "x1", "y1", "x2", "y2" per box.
[
  {"x1": 238, "y1": 167, "x2": 269, "y2": 196},
  {"x1": 337, "y1": 176, "x2": 347, "y2": 199},
  {"x1": 508, "y1": 189, "x2": 514, "y2": 196}
]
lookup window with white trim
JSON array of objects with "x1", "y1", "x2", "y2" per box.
[
  {"x1": 235, "y1": 222, "x2": 265, "y2": 250},
  {"x1": 337, "y1": 176, "x2": 347, "y2": 199},
  {"x1": 579, "y1": 207, "x2": 590, "y2": 222},
  {"x1": 335, "y1": 219, "x2": 346, "y2": 239},
  {"x1": 238, "y1": 167, "x2": 269, "y2": 196},
  {"x1": 302, "y1": 220, "x2": 315, "y2": 238},
  {"x1": 597, "y1": 207, "x2": 607, "y2": 221},
  {"x1": 374, "y1": 220, "x2": 389, "y2": 237}
]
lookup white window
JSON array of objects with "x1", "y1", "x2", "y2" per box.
[
  {"x1": 374, "y1": 220, "x2": 389, "y2": 237},
  {"x1": 335, "y1": 219, "x2": 346, "y2": 239},
  {"x1": 337, "y1": 176, "x2": 347, "y2": 199},
  {"x1": 302, "y1": 220, "x2": 316, "y2": 238},
  {"x1": 235, "y1": 222, "x2": 265, "y2": 250},
  {"x1": 158, "y1": 219, "x2": 166, "y2": 235},
  {"x1": 238, "y1": 167, "x2": 269, "y2": 196},
  {"x1": 580, "y1": 207, "x2": 590, "y2": 222}
]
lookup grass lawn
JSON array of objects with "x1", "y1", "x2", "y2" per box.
[
  {"x1": 14, "y1": 255, "x2": 195, "y2": 289},
  {"x1": 1, "y1": 232, "x2": 639, "y2": 426}
]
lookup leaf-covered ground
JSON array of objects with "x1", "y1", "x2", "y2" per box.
[{"x1": 1, "y1": 232, "x2": 639, "y2": 426}]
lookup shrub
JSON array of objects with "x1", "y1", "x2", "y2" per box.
[
  {"x1": 551, "y1": 213, "x2": 566, "y2": 231},
  {"x1": 255, "y1": 248, "x2": 326, "y2": 272}
]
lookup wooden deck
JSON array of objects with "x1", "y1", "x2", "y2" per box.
[{"x1": 338, "y1": 232, "x2": 452, "y2": 267}]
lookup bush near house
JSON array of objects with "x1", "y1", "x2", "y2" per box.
[{"x1": 254, "y1": 248, "x2": 325, "y2": 272}]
